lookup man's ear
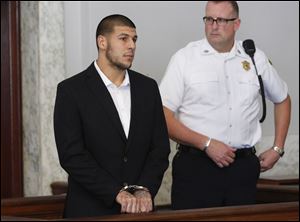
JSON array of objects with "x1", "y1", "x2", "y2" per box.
[
  {"x1": 234, "y1": 18, "x2": 241, "y2": 32},
  {"x1": 97, "y1": 35, "x2": 107, "y2": 50}
]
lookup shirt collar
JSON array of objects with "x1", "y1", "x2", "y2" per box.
[
  {"x1": 200, "y1": 38, "x2": 218, "y2": 55},
  {"x1": 200, "y1": 39, "x2": 249, "y2": 59},
  {"x1": 94, "y1": 60, "x2": 130, "y2": 87},
  {"x1": 235, "y1": 41, "x2": 249, "y2": 59}
]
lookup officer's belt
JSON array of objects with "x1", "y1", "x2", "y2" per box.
[{"x1": 178, "y1": 144, "x2": 256, "y2": 158}]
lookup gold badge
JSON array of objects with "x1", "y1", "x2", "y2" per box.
[{"x1": 242, "y1": 61, "x2": 251, "y2": 71}]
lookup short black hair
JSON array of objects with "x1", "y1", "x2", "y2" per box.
[
  {"x1": 210, "y1": 1, "x2": 239, "y2": 17},
  {"x1": 96, "y1": 14, "x2": 136, "y2": 49}
]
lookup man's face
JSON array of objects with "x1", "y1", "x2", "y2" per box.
[
  {"x1": 104, "y1": 26, "x2": 137, "y2": 70},
  {"x1": 205, "y1": 1, "x2": 240, "y2": 52}
]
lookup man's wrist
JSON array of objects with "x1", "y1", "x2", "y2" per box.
[
  {"x1": 119, "y1": 185, "x2": 149, "y2": 194},
  {"x1": 272, "y1": 146, "x2": 285, "y2": 157},
  {"x1": 203, "y1": 137, "x2": 211, "y2": 152}
]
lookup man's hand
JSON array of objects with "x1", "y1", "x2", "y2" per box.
[
  {"x1": 134, "y1": 190, "x2": 153, "y2": 213},
  {"x1": 116, "y1": 191, "x2": 139, "y2": 213},
  {"x1": 205, "y1": 139, "x2": 236, "y2": 168},
  {"x1": 258, "y1": 148, "x2": 280, "y2": 172}
]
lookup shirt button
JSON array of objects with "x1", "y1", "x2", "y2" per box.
[
  {"x1": 228, "y1": 91, "x2": 231, "y2": 95},
  {"x1": 229, "y1": 141, "x2": 231, "y2": 145},
  {"x1": 123, "y1": 157, "x2": 128, "y2": 162},
  {"x1": 229, "y1": 124, "x2": 232, "y2": 128},
  {"x1": 229, "y1": 107, "x2": 232, "y2": 110}
]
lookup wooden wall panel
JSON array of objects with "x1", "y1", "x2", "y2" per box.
[{"x1": 1, "y1": 1, "x2": 23, "y2": 198}]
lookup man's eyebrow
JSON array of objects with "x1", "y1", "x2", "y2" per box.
[
  {"x1": 117, "y1": 33, "x2": 129, "y2": 37},
  {"x1": 117, "y1": 33, "x2": 138, "y2": 39}
]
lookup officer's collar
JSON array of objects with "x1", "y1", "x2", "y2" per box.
[
  {"x1": 236, "y1": 41, "x2": 249, "y2": 59},
  {"x1": 200, "y1": 39, "x2": 217, "y2": 55},
  {"x1": 201, "y1": 39, "x2": 249, "y2": 59}
]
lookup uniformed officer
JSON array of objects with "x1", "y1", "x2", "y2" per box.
[{"x1": 159, "y1": 1, "x2": 291, "y2": 210}]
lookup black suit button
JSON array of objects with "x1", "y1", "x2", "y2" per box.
[
  {"x1": 123, "y1": 182, "x2": 128, "y2": 186},
  {"x1": 123, "y1": 157, "x2": 128, "y2": 162}
]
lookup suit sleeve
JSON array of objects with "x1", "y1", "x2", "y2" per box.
[
  {"x1": 54, "y1": 83, "x2": 122, "y2": 207},
  {"x1": 137, "y1": 81, "x2": 170, "y2": 198}
]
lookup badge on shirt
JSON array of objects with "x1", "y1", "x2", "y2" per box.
[{"x1": 242, "y1": 61, "x2": 251, "y2": 71}]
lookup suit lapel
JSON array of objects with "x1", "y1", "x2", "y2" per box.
[
  {"x1": 125, "y1": 70, "x2": 138, "y2": 153},
  {"x1": 85, "y1": 64, "x2": 127, "y2": 142}
]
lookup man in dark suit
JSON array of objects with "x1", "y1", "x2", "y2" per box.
[{"x1": 54, "y1": 14, "x2": 170, "y2": 218}]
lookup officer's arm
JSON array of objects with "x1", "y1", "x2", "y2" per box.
[
  {"x1": 163, "y1": 106, "x2": 236, "y2": 168},
  {"x1": 163, "y1": 106, "x2": 208, "y2": 150},
  {"x1": 273, "y1": 94, "x2": 291, "y2": 149}
]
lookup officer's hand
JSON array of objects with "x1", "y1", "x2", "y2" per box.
[
  {"x1": 134, "y1": 190, "x2": 153, "y2": 213},
  {"x1": 205, "y1": 139, "x2": 236, "y2": 168},
  {"x1": 258, "y1": 148, "x2": 280, "y2": 172},
  {"x1": 116, "y1": 191, "x2": 139, "y2": 213}
]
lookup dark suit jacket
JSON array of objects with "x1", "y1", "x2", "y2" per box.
[{"x1": 54, "y1": 63, "x2": 170, "y2": 218}]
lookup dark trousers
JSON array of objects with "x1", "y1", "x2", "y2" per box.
[{"x1": 171, "y1": 146, "x2": 261, "y2": 210}]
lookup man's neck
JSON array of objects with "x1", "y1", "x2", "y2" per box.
[
  {"x1": 97, "y1": 59, "x2": 126, "y2": 87},
  {"x1": 208, "y1": 39, "x2": 235, "y2": 53}
]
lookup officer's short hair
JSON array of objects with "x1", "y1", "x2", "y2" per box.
[
  {"x1": 96, "y1": 14, "x2": 136, "y2": 50},
  {"x1": 209, "y1": 1, "x2": 239, "y2": 17}
]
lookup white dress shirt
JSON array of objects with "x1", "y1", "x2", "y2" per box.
[
  {"x1": 159, "y1": 39, "x2": 288, "y2": 148},
  {"x1": 94, "y1": 61, "x2": 131, "y2": 138}
]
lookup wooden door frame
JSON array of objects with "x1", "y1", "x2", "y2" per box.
[{"x1": 1, "y1": 1, "x2": 23, "y2": 198}]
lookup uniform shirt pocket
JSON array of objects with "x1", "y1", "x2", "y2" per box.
[
  {"x1": 187, "y1": 72, "x2": 220, "y2": 106},
  {"x1": 238, "y1": 74, "x2": 260, "y2": 105}
]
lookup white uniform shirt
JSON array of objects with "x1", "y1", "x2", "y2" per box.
[
  {"x1": 94, "y1": 61, "x2": 131, "y2": 138},
  {"x1": 159, "y1": 39, "x2": 288, "y2": 148}
]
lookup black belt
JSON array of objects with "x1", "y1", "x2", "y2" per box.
[{"x1": 178, "y1": 145, "x2": 256, "y2": 158}]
